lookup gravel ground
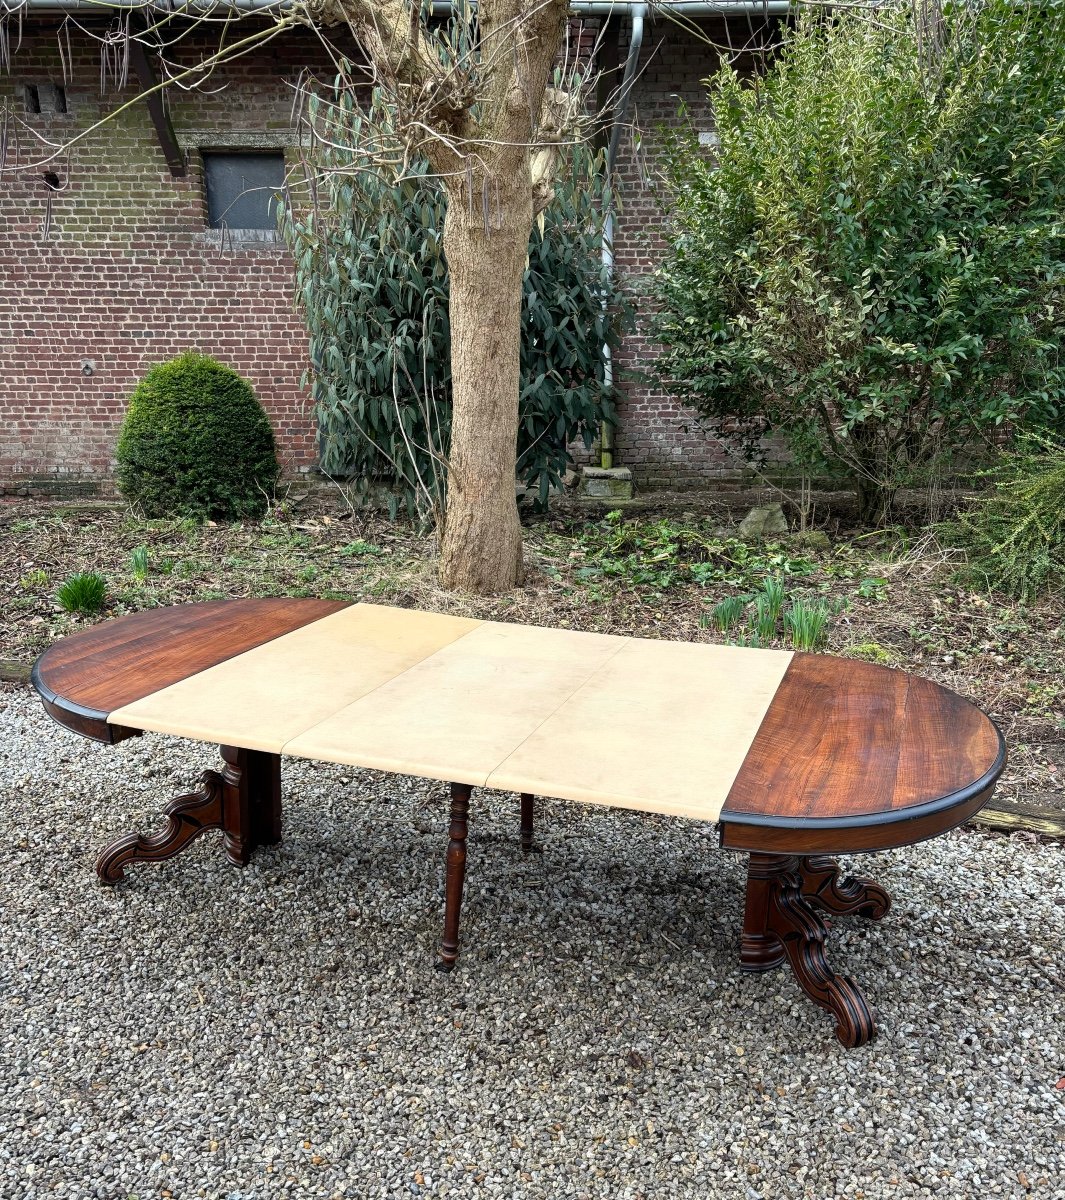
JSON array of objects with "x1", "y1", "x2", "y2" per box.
[{"x1": 0, "y1": 686, "x2": 1062, "y2": 1200}]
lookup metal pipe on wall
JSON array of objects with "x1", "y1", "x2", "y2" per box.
[{"x1": 599, "y1": 1, "x2": 646, "y2": 471}]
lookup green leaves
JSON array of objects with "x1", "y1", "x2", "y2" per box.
[
  {"x1": 945, "y1": 432, "x2": 1065, "y2": 601},
  {"x1": 651, "y1": 0, "x2": 1065, "y2": 523},
  {"x1": 56, "y1": 571, "x2": 107, "y2": 616},
  {"x1": 115, "y1": 353, "x2": 279, "y2": 521},
  {"x1": 277, "y1": 92, "x2": 632, "y2": 520}
]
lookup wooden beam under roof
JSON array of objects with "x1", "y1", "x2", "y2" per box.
[{"x1": 128, "y1": 37, "x2": 186, "y2": 177}]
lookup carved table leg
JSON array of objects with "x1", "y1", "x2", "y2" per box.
[
  {"x1": 438, "y1": 783, "x2": 472, "y2": 970},
  {"x1": 96, "y1": 744, "x2": 281, "y2": 884},
  {"x1": 799, "y1": 855, "x2": 891, "y2": 920},
  {"x1": 740, "y1": 853, "x2": 788, "y2": 972},
  {"x1": 519, "y1": 792, "x2": 535, "y2": 852},
  {"x1": 740, "y1": 853, "x2": 877, "y2": 1048}
]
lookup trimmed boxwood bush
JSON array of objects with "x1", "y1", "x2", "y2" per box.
[{"x1": 116, "y1": 353, "x2": 280, "y2": 520}]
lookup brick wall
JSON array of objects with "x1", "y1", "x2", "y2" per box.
[
  {"x1": 608, "y1": 14, "x2": 784, "y2": 490},
  {"x1": 0, "y1": 14, "x2": 773, "y2": 494},
  {"x1": 0, "y1": 24, "x2": 330, "y2": 492}
]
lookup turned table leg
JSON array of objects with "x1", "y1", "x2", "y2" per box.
[
  {"x1": 438, "y1": 783, "x2": 472, "y2": 970},
  {"x1": 740, "y1": 853, "x2": 884, "y2": 1048},
  {"x1": 96, "y1": 745, "x2": 282, "y2": 884},
  {"x1": 519, "y1": 792, "x2": 535, "y2": 852}
]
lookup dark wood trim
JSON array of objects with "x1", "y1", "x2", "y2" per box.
[
  {"x1": 37, "y1": 689, "x2": 140, "y2": 745},
  {"x1": 720, "y1": 773, "x2": 1002, "y2": 855},
  {"x1": 128, "y1": 37, "x2": 186, "y2": 177}
]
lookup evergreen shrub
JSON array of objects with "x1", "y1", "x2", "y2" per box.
[{"x1": 116, "y1": 352, "x2": 280, "y2": 520}]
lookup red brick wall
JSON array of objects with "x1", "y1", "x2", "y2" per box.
[
  {"x1": 0, "y1": 24, "x2": 329, "y2": 492},
  {"x1": 0, "y1": 15, "x2": 772, "y2": 494},
  {"x1": 608, "y1": 15, "x2": 784, "y2": 489}
]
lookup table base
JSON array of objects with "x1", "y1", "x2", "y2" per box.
[
  {"x1": 95, "y1": 749, "x2": 892, "y2": 1047},
  {"x1": 741, "y1": 853, "x2": 891, "y2": 1047},
  {"x1": 96, "y1": 745, "x2": 281, "y2": 883}
]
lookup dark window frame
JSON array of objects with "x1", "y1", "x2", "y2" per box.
[{"x1": 201, "y1": 149, "x2": 286, "y2": 234}]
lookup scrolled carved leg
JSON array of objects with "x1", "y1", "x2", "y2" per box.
[
  {"x1": 740, "y1": 853, "x2": 877, "y2": 1049},
  {"x1": 96, "y1": 745, "x2": 282, "y2": 884},
  {"x1": 799, "y1": 855, "x2": 891, "y2": 920},
  {"x1": 438, "y1": 783, "x2": 472, "y2": 971},
  {"x1": 97, "y1": 771, "x2": 226, "y2": 883},
  {"x1": 519, "y1": 792, "x2": 535, "y2": 853}
]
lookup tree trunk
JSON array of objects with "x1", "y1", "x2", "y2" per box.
[
  {"x1": 437, "y1": 170, "x2": 531, "y2": 593},
  {"x1": 854, "y1": 474, "x2": 896, "y2": 527}
]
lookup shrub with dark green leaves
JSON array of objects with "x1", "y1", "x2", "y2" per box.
[
  {"x1": 651, "y1": 0, "x2": 1065, "y2": 525},
  {"x1": 116, "y1": 353, "x2": 280, "y2": 520},
  {"x1": 277, "y1": 88, "x2": 631, "y2": 516}
]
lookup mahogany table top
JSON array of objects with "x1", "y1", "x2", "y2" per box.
[{"x1": 32, "y1": 598, "x2": 1005, "y2": 855}]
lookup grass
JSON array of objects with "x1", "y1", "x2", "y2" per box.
[
  {"x1": 129, "y1": 545, "x2": 150, "y2": 581},
  {"x1": 784, "y1": 599, "x2": 831, "y2": 650},
  {"x1": 709, "y1": 595, "x2": 745, "y2": 633},
  {"x1": 56, "y1": 571, "x2": 106, "y2": 615}
]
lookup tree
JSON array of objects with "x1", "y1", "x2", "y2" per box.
[
  {"x1": 3, "y1": 0, "x2": 586, "y2": 593},
  {"x1": 309, "y1": 0, "x2": 575, "y2": 590},
  {"x1": 276, "y1": 131, "x2": 628, "y2": 522}
]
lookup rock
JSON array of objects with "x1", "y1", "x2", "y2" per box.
[
  {"x1": 578, "y1": 466, "x2": 634, "y2": 500},
  {"x1": 737, "y1": 503, "x2": 788, "y2": 539},
  {"x1": 789, "y1": 529, "x2": 832, "y2": 551}
]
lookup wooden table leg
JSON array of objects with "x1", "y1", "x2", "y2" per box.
[
  {"x1": 438, "y1": 783, "x2": 472, "y2": 970},
  {"x1": 798, "y1": 855, "x2": 891, "y2": 920},
  {"x1": 96, "y1": 744, "x2": 280, "y2": 884},
  {"x1": 244, "y1": 748, "x2": 283, "y2": 848},
  {"x1": 740, "y1": 853, "x2": 878, "y2": 1048},
  {"x1": 519, "y1": 792, "x2": 535, "y2": 852}
]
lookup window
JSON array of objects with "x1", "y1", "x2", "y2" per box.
[
  {"x1": 23, "y1": 83, "x2": 67, "y2": 115},
  {"x1": 203, "y1": 151, "x2": 285, "y2": 232}
]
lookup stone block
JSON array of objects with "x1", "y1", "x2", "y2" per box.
[
  {"x1": 737, "y1": 503, "x2": 789, "y2": 539},
  {"x1": 579, "y1": 466, "x2": 635, "y2": 500}
]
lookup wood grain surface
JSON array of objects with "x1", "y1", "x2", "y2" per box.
[
  {"x1": 32, "y1": 603, "x2": 1006, "y2": 855},
  {"x1": 719, "y1": 654, "x2": 1004, "y2": 852},
  {"x1": 32, "y1": 598, "x2": 349, "y2": 741}
]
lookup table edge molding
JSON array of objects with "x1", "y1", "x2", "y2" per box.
[{"x1": 718, "y1": 720, "x2": 1006, "y2": 853}]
